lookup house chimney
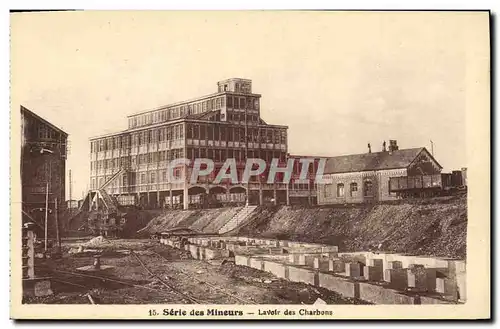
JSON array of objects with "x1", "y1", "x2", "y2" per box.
[
  {"x1": 389, "y1": 140, "x2": 399, "y2": 152},
  {"x1": 382, "y1": 141, "x2": 386, "y2": 152},
  {"x1": 368, "y1": 143, "x2": 372, "y2": 154}
]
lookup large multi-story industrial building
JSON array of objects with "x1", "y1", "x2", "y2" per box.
[
  {"x1": 21, "y1": 105, "x2": 68, "y2": 239},
  {"x1": 89, "y1": 78, "x2": 319, "y2": 209}
]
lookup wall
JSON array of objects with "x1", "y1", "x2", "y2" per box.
[{"x1": 318, "y1": 168, "x2": 407, "y2": 205}]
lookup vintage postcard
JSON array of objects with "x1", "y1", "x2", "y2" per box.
[{"x1": 10, "y1": 10, "x2": 490, "y2": 320}]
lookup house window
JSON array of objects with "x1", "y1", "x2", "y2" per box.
[
  {"x1": 364, "y1": 180, "x2": 373, "y2": 197},
  {"x1": 323, "y1": 185, "x2": 331, "y2": 198},
  {"x1": 337, "y1": 183, "x2": 345, "y2": 197},
  {"x1": 350, "y1": 183, "x2": 358, "y2": 197},
  {"x1": 150, "y1": 172, "x2": 155, "y2": 184}
]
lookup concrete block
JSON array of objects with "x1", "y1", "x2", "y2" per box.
[
  {"x1": 204, "y1": 248, "x2": 223, "y2": 260},
  {"x1": 268, "y1": 240, "x2": 278, "y2": 247},
  {"x1": 407, "y1": 264, "x2": 428, "y2": 292},
  {"x1": 383, "y1": 261, "x2": 403, "y2": 281},
  {"x1": 346, "y1": 262, "x2": 361, "y2": 278},
  {"x1": 321, "y1": 246, "x2": 339, "y2": 253},
  {"x1": 436, "y1": 277, "x2": 458, "y2": 300},
  {"x1": 23, "y1": 279, "x2": 54, "y2": 298},
  {"x1": 264, "y1": 261, "x2": 288, "y2": 279},
  {"x1": 198, "y1": 247, "x2": 206, "y2": 260},
  {"x1": 295, "y1": 254, "x2": 307, "y2": 265},
  {"x1": 300, "y1": 255, "x2": 316, "y2": 267},
  {"x1": 364, "y1": 266, "x2": 383, "y2": 282},
  {"x1": 424, "y1": 268, "x2": 446, "y2": 292},
  {"x1": 313, "y1": 258, "x2": 330, "y2": 271},
  {"x1": 359, "y1": 282, "x2": 418, "y2": 304},
  {"x1": 235, "y1": 255, "x2": 251, "y2": 267},
  {"x1": 419, "y1": 296, "x2": 454, "y2": 304},
  {"x1": 449, "y1": 260, "x2": 466, "y2": 274},
  {"x1": 288, "y1": 266, "x2": 318, "y2": 285},
  {"x1": 323, "y1": 252, "x2": 339, "y2": 259},
  {"x1": 189, "y1": 245, "x2": 200, "y2": 259},
  {"x1": 329, "y1": 259, "x2": 346, "y2": 273},
  {"x1": 384, "y1": 268, "x2": 408, "y2": 290},
  {"x1": 249, "y1": 258, "x2": 264, "y2": 271},
  {"x1": 367, "y1": 259, "x2": 384, "y2": 269},
  {"x1": 318, "y1": 273, "x2": 359, "y2": 299},
  {"x1": 457, "y1": 272, "x2": 466, "y2": 302}
]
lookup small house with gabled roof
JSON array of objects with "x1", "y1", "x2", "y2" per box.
[{"x1": 317, "y1": 140, "x2": 443, "y2": 204}]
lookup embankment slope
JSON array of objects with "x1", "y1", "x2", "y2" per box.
[{"x1": 236, "y1": 195, "x2": 467, "y2": 259}]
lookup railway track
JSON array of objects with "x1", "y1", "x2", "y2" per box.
[
  {"x1": 129, "y1": 250, "x2": 205, "y2": 304},
  {"x1": 36, "y1": 245, "x2": 258, "y2": 304},
  {"x1": 149, "y1": 249, "x2": 258, "y2": 305},
  {"x1": 38, "y1": 266, "x2": 187, "y2": 303}
]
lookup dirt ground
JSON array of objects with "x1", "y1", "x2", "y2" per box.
[{"x1": 25, "y1": 238, "x2": 369, "y2": 305}]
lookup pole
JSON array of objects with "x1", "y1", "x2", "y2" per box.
[
  {"x1": 44, "y1": 180, "x2": 49, "y2": 252},
  {"x1": 69, "y1": 169, "x2": 72, "y2": 216},
  {"x1": 55, "y1": 197, "x2": 61, "y2": 248},
  {"x1": 44, "y1": 160, "x2": 51, "y2": 252},
  {"x1": 245, "y1": 101, "x2": 249, "y2": 206},
  {"x1": 430, "y1": 140, "x2": 434, "y2": 156}
]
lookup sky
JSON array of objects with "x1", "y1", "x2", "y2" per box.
[{"x1": 10, "y1": 11, "x2": 485, "y2": 200}]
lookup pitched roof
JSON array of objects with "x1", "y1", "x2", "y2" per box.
[
  {"x1": 21, "y1": 105, "x2": 68, "y2": 136},
  {"x1": 323, "y1": 147, "x2": 431, "y2": 174}
]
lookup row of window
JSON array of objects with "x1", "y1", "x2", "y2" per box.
[
  {"x1": 326, "y1": 181, "x2": 374, "y2": 198},
  {"x1": 90, "y1": 148, "x2": 288, "y2": 172},
  {"x1": 91, "y1": 168, "x2": 183, "y2": 189},
  {"x1": 186, "y1": 124, "x2": 287, "y2": 144},
  {"x1": 128, "y1": 95, "x2": 260, "y2": 129},
  {"x1": 90, "y1": 124, "x2": 185, "y2": 152},
  {"x1": 226, "y1": 111, "x2": 260, "y2": 123},
  {"x1": 130, "y1": 124, "x2": 184, "y2": 146},
  {"x1": 91, "y1": 122, "x2": 286, "y2": 153},
  {"x1": 186, "y1": 148, "x2": 286, "y2": 163},
  {"x1": 35, "y1": 122, "x2": 63, "y2": 141},
  {"x1": 218, "y1": 81, "x2": 252, "y2": 93},
  {"x1": 91, "y1": 149, "x2": 186, "y2": 170}
]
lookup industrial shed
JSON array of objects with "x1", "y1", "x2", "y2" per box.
[{"x1": 317, "y1": 141, "x2": 443, "y2": 205}]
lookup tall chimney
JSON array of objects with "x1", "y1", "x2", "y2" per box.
[
  {"x1": 368, "y1": 143, "x2": 371, "y2": 154},
  {"x1": 382, "y1": 141, "x2": 386, "y2": 152}
]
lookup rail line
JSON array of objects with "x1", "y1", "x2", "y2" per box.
[
  {"x1": 40, "y1": 267, "x2": 184, "y2": 301},
  {"x1": 130, "y1": 250, "x2": 204, "y2": 304},
  {"x1": 150, "y1": 249, "x2": 258, "y2": 305}
]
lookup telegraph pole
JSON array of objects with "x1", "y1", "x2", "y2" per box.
[
  {"x1": 44, "y1": 161, "x2": 51, "y2": 252},
  {"x1": 69, "y1": 169, "x2": 72, "y2": 216},
  {"x1": 245, "y1": 99, "x2": 249, "y2": 206},
  {"x1": 55, "y1": 197, "x2": 61, "y2": 248}
]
